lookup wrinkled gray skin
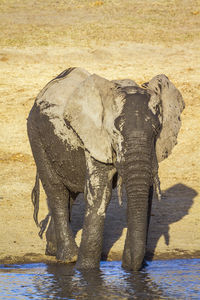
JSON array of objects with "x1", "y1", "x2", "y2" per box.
[{"x1": 27, "y1": 67, "x2": 184, "y2": 271}]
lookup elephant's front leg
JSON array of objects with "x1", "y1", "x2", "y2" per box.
[{"x1": 77, "y1": 153, "x2": 116, "y2": 269}]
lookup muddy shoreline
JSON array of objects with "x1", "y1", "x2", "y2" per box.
[{"x1": 1, "y1": 251, "x2": 200, "y2": 265}]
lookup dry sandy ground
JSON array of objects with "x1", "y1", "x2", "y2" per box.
[{"x1": 0, "y1": 0, "x2": 200, "y2": 264}]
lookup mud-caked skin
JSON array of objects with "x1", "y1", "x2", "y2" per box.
[{"x1": 27, "y1": 67, "x2": 184, "y2": 271}]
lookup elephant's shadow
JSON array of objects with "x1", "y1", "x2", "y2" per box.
[
  {"x1": 146, "y1": 183, "x2": 197, "y2": 260},
  {"x1": 71, "y1": 183, "x2": 197, "y2": 261}
]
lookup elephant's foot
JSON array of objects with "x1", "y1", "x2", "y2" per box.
[
  {"x1": 45, "y1": 240, "x2": 57, "y2": 256},
  {"x1": 56, "y1": 242, "x2": 78, "y2": 264}
]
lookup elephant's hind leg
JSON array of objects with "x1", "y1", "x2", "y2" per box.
[
  {"x1": 45, "y1": 192, "x2": 78, "y2": 257},
  {"x1": 47, "y1": 185, "x2": 78, "y2": 263},
  {"x1": 28, "y1": 123, "x2": 78, "y2": 263}
]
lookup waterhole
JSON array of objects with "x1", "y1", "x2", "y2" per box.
[{"x1": 0, "y1": 259, "x2": 200, "y2": 299}]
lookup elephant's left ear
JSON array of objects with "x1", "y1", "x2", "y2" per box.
[
  {"x1": 143, "y1": 74, "x2": 185, "y2": 162},
  {"x1": 64, "y1": 74, "x2": 125, "y2": 163}
]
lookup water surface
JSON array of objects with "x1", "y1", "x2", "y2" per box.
[{"x1": 0, "y1": 259, "x2": 200, "y2": 299}]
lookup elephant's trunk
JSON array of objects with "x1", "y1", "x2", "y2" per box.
[{"x1": 121, "y1": 133, "x2": 152, "y2": 271}]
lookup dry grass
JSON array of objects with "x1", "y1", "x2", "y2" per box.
[{"x1": 0, "y1": 0, "x2": 199, "y2": 47}]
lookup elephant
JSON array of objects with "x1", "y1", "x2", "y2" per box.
[{"x1": 27, "y1": 67, "x2": 184, "y2": 271}]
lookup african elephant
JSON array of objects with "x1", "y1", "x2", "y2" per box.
[{"x1": 27, "y1": 67, "x2": 184, "y2": 270}]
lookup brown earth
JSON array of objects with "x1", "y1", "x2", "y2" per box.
[{"x1": 0, "y1": 0, "x2": 200, "y2": 264}]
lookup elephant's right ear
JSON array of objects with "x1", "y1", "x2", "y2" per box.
[{"x1": 64, "y1": 74, "x2": 125, "y2": 163}]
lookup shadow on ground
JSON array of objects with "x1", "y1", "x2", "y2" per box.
[
  {"x1": 71, "y1": 183, "x2": 197, "y2": 260},
  {"x1": 146, "y1": 183, "x2": 197, "y2": 260}
]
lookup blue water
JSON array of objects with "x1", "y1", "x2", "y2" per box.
[{"x1": 0, "y1": 259, "x2": 200, "y2": 299}]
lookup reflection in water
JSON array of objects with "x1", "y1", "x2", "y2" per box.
[{"x1": 0, "y1": 260, "x2": 200, "y2": 299}]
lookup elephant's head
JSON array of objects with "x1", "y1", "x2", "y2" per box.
[{"x1": 64, "y1": 73, "x2": 184, "y2": 270}]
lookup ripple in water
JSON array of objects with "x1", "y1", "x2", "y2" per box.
[{"x1": 0, "y1": 259, "x2": 200, "y2": 299}]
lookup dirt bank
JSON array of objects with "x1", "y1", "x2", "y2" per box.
[{"x1": 0, "y1": 0, "x2": 200, "y2": 264}]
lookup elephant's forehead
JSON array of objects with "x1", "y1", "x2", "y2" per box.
[
  {"x1": 123, "y1": 92, "x2": 150, "y2": 111},
  {"x1": 120, "y1": 92, "x2": 160, "y2": 133}
]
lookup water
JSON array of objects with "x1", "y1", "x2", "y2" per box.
[{"x1": 0, "y1": 259, "x2": 200, "y2": 299}]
